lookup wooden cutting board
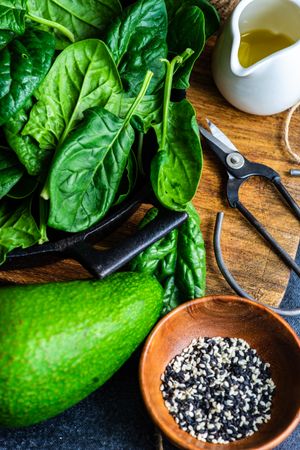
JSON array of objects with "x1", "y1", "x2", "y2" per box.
[{"x1": 0, "y1": 39, "x2": 299, "y2": 308}]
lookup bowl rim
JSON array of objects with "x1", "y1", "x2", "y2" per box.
[{"x1": 139, "y1": 295, "x2": 300, "y2": 450}]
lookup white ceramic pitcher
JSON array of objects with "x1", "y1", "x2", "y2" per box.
[{"x1": 212, "y1": 0, "x2": 300, "y2": 115}]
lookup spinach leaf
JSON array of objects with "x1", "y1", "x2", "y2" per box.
[
  {"x1": 114, "y1": 151, "x2": 137, "y2": 206},
  {"x1": 22, "y1": 39, "x2": 122, "y2": 150},
  {"x1": 161, "y1": 275, "x2": 180, "y2": 316},
  {"x1": 165, "y1": 0, "x2": 219, "y2": 88},
  {"x1": 130, "y1": 203, "x2": 206, "y2": 315},
  {"x1": 48, "y1": 107, "x2": 136, "y2": 231},
  {"x1": 130, "y1": 207, "x2": 183, "y2": 315},
  {"x1": 131, "y1": 225, "x2": 178, "y2": 275},
  {"x1": 0, "y1": 29, "x2": 55, "y2": 126},
  {"x1": 150, "y1": 53, "x2": 202, "y2": 211},
  {"x1": 151, "y1": 99, "x2": 202, "y2": 210},
  {"x1": 106, "y1": 0, "x2": 168, "y2": 95},
  {"x1": 7, "y1": 174, "x2": 38, "y2": 199},
  {"x1": 168, "y1": 6, "x2": 206, "y2": 89},
  {"x1": 26, "y1": 0, "x2": 121, "y2": 43},
  {"x1": 165, "y1": 0, "x2": 220, "y2": 38},
  {"x1": 144, "y1": 225, "x2": 180, "y2": 315},
  {"x1": 0, "y1": 148, "x2": 23, "y2": 199},
  {"x1": 106, "y1": 92, "x2": 162, "y2": 133},
  {"x1": 0, "y1": 198, "x2": 41, "y2": 264},
  {"x1": 139, "y1": 207, "x2": 159, "y2": 228},
  {"x1": 4, "y1": 99, "x2": 50, "y2": 176},
  {"x1": 0, "y1": 30, "x2": 15, "y2": 49},
  {"x1": 176, "y1": 204, "x2": 206, "y2": 300},
  {"x1": 48, "y1": 71, "x2": 153, "y2": 232},
  {"x1": 157, "y1": 242, "x2": 177, "y2": 281},
  {"x1": 0, "y1": 0, "x2": 26, "y2": 34}
]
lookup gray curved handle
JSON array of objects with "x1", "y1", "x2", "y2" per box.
[{"x1": 214, "y1": 212, "x2": 300, "y2": 317}]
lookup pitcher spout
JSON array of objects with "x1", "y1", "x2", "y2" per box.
[
  {"x1": 212, "y1": 0, "x2": 300, "y2": 115},
  {"x1": 229, "y1": 0, "x2": 300, "y2": 76}
]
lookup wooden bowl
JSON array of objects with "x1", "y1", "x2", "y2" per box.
[{"x1": 140, "y1": 296, "x2": 300, "y2": 450}]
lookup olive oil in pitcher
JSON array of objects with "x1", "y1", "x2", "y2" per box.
[{"x1": 238, "y1": 29, "x2": 295, "y2": 68}]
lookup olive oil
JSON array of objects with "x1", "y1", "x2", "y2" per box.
[{"x1": 238, "y1": 29, "x2": 295, "y2": 68}]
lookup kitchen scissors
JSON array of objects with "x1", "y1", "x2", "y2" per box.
[{"x1": 199, "y1": 120, "x2": 300, "y2": 316}]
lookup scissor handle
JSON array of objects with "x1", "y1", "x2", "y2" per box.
[
  {"x1": 227, "y1": 163, "x2": 300, "y2": 221},
  {"x1": 236, "y1": 200, "x2": 300, "y2": 278},
  {"x1": 226, "y1": 165, "x2": 300, "y2": 279},
  {"x1": 273, "y1": 176, "x2": 300, "y2": 220},
  {"x1": 214, "y1": 212, "x2": 300, "y2": 316},
  {"x1": 226, "y1": 160, "x2": 278, "y2": 207}
]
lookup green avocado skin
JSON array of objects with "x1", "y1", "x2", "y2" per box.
[{"x1": 0, "y1": 272, "x2": 163, "y2": 428}]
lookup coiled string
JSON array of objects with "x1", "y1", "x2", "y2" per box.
[{"x1": 284, "y1": 101, "x2": 300, "y2": 164}]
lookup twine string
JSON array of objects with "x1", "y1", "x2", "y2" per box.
[{"x1": 284, "y1": 101, "x2": 300, "y2": 164}]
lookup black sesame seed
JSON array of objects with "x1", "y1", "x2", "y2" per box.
[{"x1": 161, "y1": 337, "x2": 275, "y2": 444}]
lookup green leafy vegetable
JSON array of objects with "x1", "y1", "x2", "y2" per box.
[
  {"x1": 7, "y1": 174, "x2": 38, "y2": 200},
  {"x1": 106, "y1": 92, "x2": 162, "y2": 133},
  {"x1": 165, "y1": 0, "x2": 220, "y2": 38},
  {"x1": 131, "y1": 208, "x2": 178, "y2": 275},
  {"x1": 26, "y1": 0, "x2": 122, "y2": 42},
  {"x1": 0, "y1": 149, "x2": 23, "y2": 199},
  {"x1": 48, "y1": 71, "x2": 153, "y2": 232},
  {"x1": 130, "y1": 204, "x2": 206, "y2": 315},
  {"x1": 0, "y1": 29, "x2": 55, "y2": 126},
  {"x1": 152, "y1": 99, "x2": 202, "y2": 210},
  {"x1": 107, "y1": 0, "x2": 168, "y2": 95},
  {"x1": 0, "y1": 0, "x2": 26, "y2": 34},
  {"x1": 175, "y1": 204, "x2": 206, "y2": 300},
  {"x1": 22, "y1": 39, "x2": 122, "y2": 150},
  {"x1": 168, "y1": 6, "x2": 206, "y2": 89},
  {"x1": 0, "y1": 199, "x2": 41, "y2": 264},
  {"x1": 161, "y1": 275, "x2": 180, "y2": 315},
  {"x1": 151, "y1": 54, "x2": 202, "y2": 211},
  {"x1": 114, "y1": 151, "x2": 137, "y2": 206},
  {"x1": 0, "y1": 0, "x2": 218, "y2": 274},
  {"x1": 4, "y1": 99, "x2": 50, "y2": 176},
  {"x1": 0, "y1": 30, "x2": 15, "y2": 49},
  {"x1": 166, "y1": 0, "x2": 220, "y2": 88}
]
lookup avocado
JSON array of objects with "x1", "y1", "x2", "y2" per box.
[{"x1": 0, "y1": 272, "x2": 163, "y2": 427}]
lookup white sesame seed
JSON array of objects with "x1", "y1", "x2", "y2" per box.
[{"x1": 161, "y1": 337, "x2": 275, "y2": 444}]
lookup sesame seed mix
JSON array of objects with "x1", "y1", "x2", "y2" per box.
[{"x1": 160, "y1": 337, "x2": 275, "y2": 444}]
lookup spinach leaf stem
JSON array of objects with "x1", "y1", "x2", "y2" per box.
[
  {"x1": 26, "y1": 13, "x2": 75, "y2": 43},
  {"x1": 161, "y1": 49, "x2": 194, "y2": 149},
  {"x1": 137, "y1": 132, "x2": 145, "y2": 177},
  {"x1": 38, "y1": 197, "x2": 48, "y2": 244},
  {"x1": 124, "y1": 71, "x2": 153, "y2": 126}
]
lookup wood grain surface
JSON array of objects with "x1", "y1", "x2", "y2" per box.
[
  {"x1": 0, "y1": 38, "x2": 299, "y2": 308},
  {"x1": 192, "y1": 38, "x2": 300, "y2": 307}
]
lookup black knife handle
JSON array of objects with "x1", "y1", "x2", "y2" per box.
[{"x1": 69, "y1": 209, "x2": 188, "y2": 279}]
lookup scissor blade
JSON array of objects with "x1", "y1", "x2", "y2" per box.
[
  {"x1": 199, "y1": 125, "x2": 236, "y2": 156},
  {"x1": 206, "y1": 119, "x2": 239, "y2": 152}
]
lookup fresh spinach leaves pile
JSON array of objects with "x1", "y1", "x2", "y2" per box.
[
  {"x1": 0, "y1": 0, "x2": 219, "y2": 308},
  {"x1": 130, "y1": 203, "x2": 206, "y2": 315}
]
